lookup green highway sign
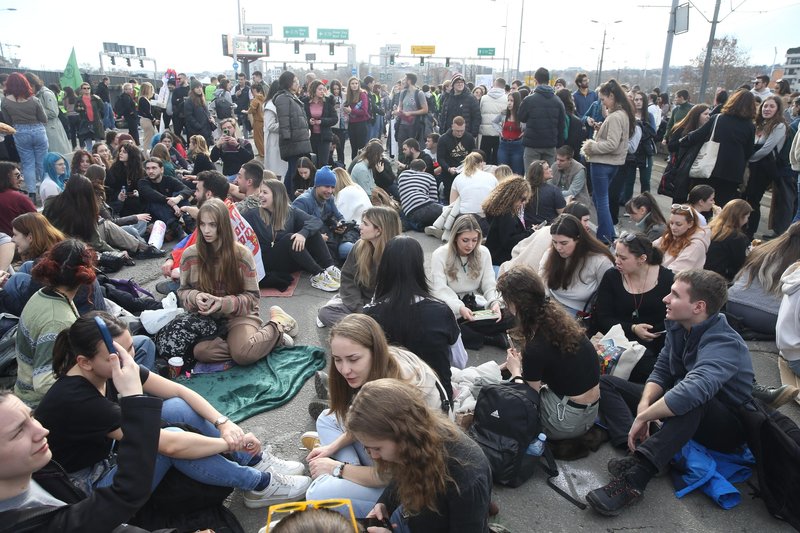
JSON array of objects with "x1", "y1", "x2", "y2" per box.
[
  {"x1": 478, "y1": 48, "x2": 496, "y2": 56},
  {"x1": 283, "y1": 26, "x2": 309, "y2": 39},
  {"x1": 317, "y1": 28, "x2": 349, "y2": 40}
]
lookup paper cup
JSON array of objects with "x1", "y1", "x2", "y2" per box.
[{"x1": 168, "y1": 356, "x2": 184, "y2": 379}]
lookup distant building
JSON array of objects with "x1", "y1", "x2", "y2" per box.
[{"x1": 782, "y1": 47, "x2": 800, "y2": 92}]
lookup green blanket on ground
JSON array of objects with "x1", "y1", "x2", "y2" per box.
[{"x1": 179, "y1": 345, "x2": 327, "y2": 423}]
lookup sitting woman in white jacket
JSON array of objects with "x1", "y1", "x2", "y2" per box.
[
  {"x1": 303, "y1": 314, "x2": 448, "y2": 518},
  {"x1": 539, "y1": 213, "x2": 614, "y2": 316}
]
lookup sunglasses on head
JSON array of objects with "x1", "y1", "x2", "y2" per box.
[
  {"x1": 617, "y1": 231, "x2": 637, "y2": 243},
  {"x1": 267, "y1": 499, "x2": 357, "y2": 532},
  {"x1": 671, "y1": 204, "x2": 692, "y2": 212}
]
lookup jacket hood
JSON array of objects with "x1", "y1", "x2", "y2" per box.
[
  {"x1": 486, "y1": 87, "x2": 506, "y2": 100},
  {"x1": 781, "y1": 262, "x2": 800, "y2": 296},
  {"x1": 534, "y1": 85, "x2": 556, "y2": 97},
  {"x1": 692, "y1": 227, "x2": 711, "y2": 251}
]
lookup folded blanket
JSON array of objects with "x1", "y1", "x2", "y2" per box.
[{"x1": 179, "y1": 345, "x2": 327, "y2": 423}]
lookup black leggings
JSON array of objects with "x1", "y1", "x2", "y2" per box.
[
  {"x1": 262, "y1": 233, "x2": 333, "y2": 275},
  {"x1": 348, "y1": 121, "x2": 368, "y2": 159}
]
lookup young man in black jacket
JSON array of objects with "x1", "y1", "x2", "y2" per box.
[
  {"x1": 0, "y1": 348, "x2": 163, "y2": 533},
  {"x1": 138, "y1": 158, "x2": 194, "y2": 239},
  {"x1": 518, "y1": 67, "x2": 566, "y2": 169},
  {"x1": 436, "y1": 116, "x2": 476, "y2": 201},
  {"x1": 440, "y1": 74, "x2": 480, "y2": 139}
]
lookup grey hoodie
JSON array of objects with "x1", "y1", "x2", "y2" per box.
[{"x1": 391, "y1": 346, "x2": 448, "y2": 412}]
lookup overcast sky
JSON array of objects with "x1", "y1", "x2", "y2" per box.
[{"x1": 2, "y1": 0, "x2": 798, "y2": 79}]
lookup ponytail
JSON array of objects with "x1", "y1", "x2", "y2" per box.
[
  {"x1": 52, "y1": 330, "x2": 76, "y2": 377},
  {"x1": 51, "y1": 312, "x2": 128, "y2": 378}
]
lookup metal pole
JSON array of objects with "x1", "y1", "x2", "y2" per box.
[
  {"x1": 698, "y1": 0, "x2": 722, "y2": 104},
  {"x1": 98, "y1": 51, "x2": 105, "y2": 74},
  {"x1": 516, "y1": 0, "x2": 525, "y2": 81},
  {"x1": 152, "y1": 58, "x2": 158, "y2": 80},
  {"x1": 503, "y1": 1, "x2": 509, "y2": 81},
  {"x1": 237, "y1": 0, "x2": 242, "y2": 34},
  {"x1": 598, "y1": 29, "x2": 607, "y2": 83},
  {"x1": 659, "y1": 0, "x2": 680, "y2": 93}
]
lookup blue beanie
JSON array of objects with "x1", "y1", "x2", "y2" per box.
[{"x1": 314, "y1": 166, "x2": 337, "y2": 187}]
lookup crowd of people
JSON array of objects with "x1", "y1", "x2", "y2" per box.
[{"x1": 1, "y1": 63, "x2": 800, "y2": 532}]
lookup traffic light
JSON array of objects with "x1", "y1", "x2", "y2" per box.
[
  {"x1": 139, "y1": 59, "x2": 144, "y2": 67},
  {"x1": 334, "y1": 63, "x2": 338, "y2": 70},
  {"x1": 419, "y1": 57, "x2": 424, "y2": 66},
  {"x1": 265, "y1": 41, "x2": 270, "y2": 56},
  {"x1": 283, "y1": 62, "x2": 287, "y2": 70},
  {"x1": 110, "y1": 56, "x2": 116, "y2": 65},
  {"x1": 446, "y1": 57, "x2": 450, "y2": 67},
  {"x1": 257, "y1": 39, "x2": 264, "y2": 54},
  {"x1": 389, "y1": 54, "x2": 395, "y2": 65},
  {"x1": 294, "y1": 41, "x2": 300, "y2": 54},
  {"x1": 329, "y1": 43, "x2": 335, "y2": 56},
  {"x1": 126, "y1": 58, "x2": 131, "y2": 66},
  {"x1": 309, "y1": 63, "x2": 314, "y2": 70}
]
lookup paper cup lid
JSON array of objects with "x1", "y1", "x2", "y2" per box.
[{"x1": 168, "y1": 356, "x2": 184, "y2": 366}]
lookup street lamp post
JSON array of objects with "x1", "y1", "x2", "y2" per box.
[
  {"x1": 591, "y1": 19, "x2": 622, "y2": 84},
  {"x1": 516, "y1": 0, "x2": 525, "y2": 81}
]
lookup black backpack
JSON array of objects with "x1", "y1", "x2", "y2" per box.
[
  {"x1": 215, "y1": 97, "x2": 234, "y2": 120},
  {"x1": 738, "y1": 398, "x2": 800, "y2": 529},
  {"x1": 468, "y1": 382, "x2": 543, "y2": 487}
]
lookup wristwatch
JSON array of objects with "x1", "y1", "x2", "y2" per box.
[
  {"x1": 333, "y1": 462, "x2": 346, "y2": 479},
  {"x1": 213, "y1": 416, "x2": 229, "y2": 427}
]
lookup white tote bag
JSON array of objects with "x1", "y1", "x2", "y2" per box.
[{"x1": 689, "y1": 116, "x2": 720, "y2": 179}]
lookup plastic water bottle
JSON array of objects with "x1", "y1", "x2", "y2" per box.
[{"x1": 526, "y1": 433, "x2": 547, "y2": 456}]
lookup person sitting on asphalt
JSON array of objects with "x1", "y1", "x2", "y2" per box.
[
  {"x1": 138, "y1": 157, "x2": 194, "y2": 242},
  {"x1": 397, "y1": 158, "x2": 442, "y2": 231},
  {"x1": 653, "y1": 204, "x2": 710, "y2": 273},
  {"x1": 233, "y1": 159, "x2": 265, "y2": 214},
  {"x1": 586, "y1": 269, "x2": 753, "y2": 517},
  {"x1": 34, "y1": 312, "x2": 310, "y2": 511},
  {"x1": 292, "y1": 165, "x2": 355, "y2": 263},
  {"x1": 211, "y1": 117, "x2": 254, "y2": 180}
]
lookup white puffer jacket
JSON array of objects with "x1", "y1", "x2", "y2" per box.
[
  {"x1": 392, "y1": 346, "x2": 448, "y2": 412},
  {"x1": 777, "y1": 262, "x2": 800, "y2": 362},
  {"x1": 480, "y1": 87, "x2": 508, "y2": 136}
]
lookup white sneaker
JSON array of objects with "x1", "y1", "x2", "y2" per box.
[
  {"x1": 243, "y1": 472, "x2": 311, "y2": 509},
  {"x1": 252, "y1": 446, "x2": 305, "y2": 476},
  {"x1": 270, "y1": 305, "x2": 299, "y2": 337},
  {"x1": 316, "y1": 316, "x2": 325, "y2": 328},
  {"x1": 281, "y1": 333, "x2": 295, "y2": 348},
  {"x1": 310, "y1": 271, "x2": 340, "y2": 292},
  {"x1": 325, "y1": 265, "x2": 342, "y2": 283}
]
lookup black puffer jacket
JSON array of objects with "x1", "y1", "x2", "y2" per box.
[
  {"x1": 273, "y1": 90, "x2": 312, "y2": 159},
  {"x1": 0, "y1": 396, "x2": 163, "y2": 533},
  {"x1": 518, "y1": 85, "x2": 566, "y2": 149},
  {"x1": 183, "y1": 98, "x2": 213, "y2": 144},
  {"x1": 304, "y1": 96, "x2": 338, "y2": 143},
  {"x1": 441, "y1": 91, "x2": 481, "y2": 137}
]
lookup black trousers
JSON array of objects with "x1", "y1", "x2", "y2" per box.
[
  {"x1": 348, "y1": 121, "x2": 368, "y2": 159},
  {"x1": 458, "y1": 310, "x2": 515, "y2": 349},
  {"x1": 599, "y1": 375, "x2": 746, "y2": 469},
  {"x1": 745, "y1": 157, "x2": 778, "y2": 238},
  {"x1": 480, "y1": 135, "x2": 500, "y2": 165},
  {"x1": 263, "y1": 233, "x2": 333, "y2": 275}
]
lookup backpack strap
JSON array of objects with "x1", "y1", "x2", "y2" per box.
[{"x1": 537, "y1": 446, "x2": 588, "y2": 510}]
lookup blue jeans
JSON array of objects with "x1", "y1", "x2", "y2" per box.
[
  {"x1": 93, "y1": 398, "x2": 261, "y2": 492},
  {"x1": 497, "y1": 138, "x2": 525, "y2": 175},
  {"x1": 306, "y1": 410, "x2": 383, "y2": 518},
  {"x1": 103, "y1": 102, "x2": 116, "y2": 130},
  {"x1": 14, "y1": 124, "x2": 49, "y2": 193},
  {"x1": 132, "y1": 335, "x2": 156, "y2": 370},
  {"x1": 338, "y1": 241, "x2": 354, "y2": 261},
  {"x1": 590, "y1": 162, "x2": 619, "y2": 243},
  {"x1": 793, "y1": 174, "x2": 800, "y2": 224}
]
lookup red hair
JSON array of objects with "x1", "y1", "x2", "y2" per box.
[
  {"x1": 4, "y1": 72, "x2": 34, "y2": 99},
  {"x1": 31, "y1": 239, "x2": 97, "y2": 290}
]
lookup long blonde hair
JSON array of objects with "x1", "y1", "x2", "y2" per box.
[
  {"x1": 190, "y1": 135, "x2": 210, "y2": 157},
  {"x1": 347, "y1": 379, "x2": 461, "y2": 515},
  {"x1": 139, "y1": 82, "x2": 154, "y2": 100},
  {"x1": 736, "y1": 222, "x2": 800, "y2": 295},
  {"x1": 352, "y1": 207, "x2": 401, "y2": 289},
  {"x1": 333, "y1": 167, "x2": 355, "y2": 196},
  {"x1": 445, "y1": 215, "x2": 483, "y2": 281},
  {"x1": 195, "y1": 198, "x2": 245, "y2": 295},
  {"x1": 257, "y1": 180, "x2": 290, "y2": 231}
]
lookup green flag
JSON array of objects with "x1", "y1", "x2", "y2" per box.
[{"x1": 59, "y1": 48, "x2": 83, "y2": 90}]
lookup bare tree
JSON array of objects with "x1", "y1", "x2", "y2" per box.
[{"x1": 680, "y1": 35, "x2": 753, "y2": 103}]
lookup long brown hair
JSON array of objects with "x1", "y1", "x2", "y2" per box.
[
  {"x1": 327, "y1": 315, "x2": 402, "y2": 422},
  {"x1": 659, "y1": 204, "x2": 702, "y2": 258},
  {"x1": 46, "y1": 175, "x2": 100, "y2": 243},
  {"x1": 257, "y1": 179, "x2": 290, "y2": 231},
  {"x1": 709, "y1": 199, "x2": 752, "y2": 242},
  {"x1": 496, "y1": 265, "x2": 584, "y2": 354},
  {"x1": 195, "y1": 198, "x2": 245, "y2": 295},
  {"x1": 543, "y1": 214, "x2": 613, "y2": 290},
  {"x1": 12, "y1": 212, "x2": 65, "y2": 260},
  {"x1": 482, "y1": 176, "x2": 530, "y2": 217},
  {"x1": 352, "y1": 206, "x2": 401, "y2": 289},
  {"x1": 736, "y1": 221, "x2": 800, "y2": 295},
  {"x1": 755, "y1": 95, "x2": 787, "y2": 139},
  {"x1": 346, "y1": 379, "x2": 461, "y2": 515},
  {"x1": 344, "y1": 76, "x2": 364, "y2": 106},
  {"x1": 671, "y1": 104, "x2": 709, "y2": 137}
]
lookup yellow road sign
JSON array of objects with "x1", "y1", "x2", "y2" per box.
[{"x1": 411, "y1": 45, "x2": 435, "y2": 55}]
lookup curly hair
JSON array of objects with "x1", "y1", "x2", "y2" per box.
[
  {"x1": 496, "y1": 265, "x2": 584, "y2": 354},
  {"x1": 327, "y1": 315, "x2": 402, "y2": 423},
  {"x1": 31, "y1": 238, "x2": 97, "y2": 290},
  {"x1": 659, "y1": 205, "x2": 702, "y2": 259},
  {"x1": 346, "y1": 379, "x2": 461, "y2": 515},
  {"x1": 482, "y1": 176, "x2": 530, "y2": 217}
]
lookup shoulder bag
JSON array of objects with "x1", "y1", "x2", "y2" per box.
[{"x1": 689, "y1": 116, "x2": 720, "y2": 179}]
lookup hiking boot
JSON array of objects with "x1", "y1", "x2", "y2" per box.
[
  {"x1": 156, "y1": 280, "x2": 180, "y2": 295},
  {"x1": 270, "y1": 305, "x2": 299, "y2": 337},
  {"x1": 424, "y1": 225, "x2": 444, "y2": 239},
  {"x1": 252, "y1": 446, "x2": 305, "y2": 476},
  {"x1": 310, "y1": 271, "x2": 340, "y2": 292},
  {"x1": 300, "y1": 430, "x2": 321, "y2": 450},
  {"x1": 325, "y1": 265, "x2": 341, "y2": 284},
  {"x1": 135, "y1": 244, "x2": 166, "y2": 259},
  {"x1": 585, "y1": 474, "x2": 644, "y2": 517},
  {"x1": 308, "y1": 398, "x2": 329, "y2": 420},
  {"x1": 242, "y1": 472, "x2": 311, "y2": 508},
  {"x1": 752, "y1": 383, "x2": 800, "y2": 409},
  {"x1": 314, "y1": 370, "x2": 329, "y2": 400},
  {"x1": 607, "y1": 455, "x2": 640, "y2": 478}
]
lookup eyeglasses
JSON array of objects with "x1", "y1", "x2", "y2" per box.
[
  {"x1": 671, "y1": 204, "x2": 692, "y2": 212},
  {"x1": 266, "y1": 499, "x2": 357, "y2": 532}
]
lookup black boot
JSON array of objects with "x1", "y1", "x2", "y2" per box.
[
  {"x1": 752, "y1": 382, "x2": 799, "y2": 409},
  {"x1": 586, "y1": 456, "x2": 655, "y2": 516}
]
